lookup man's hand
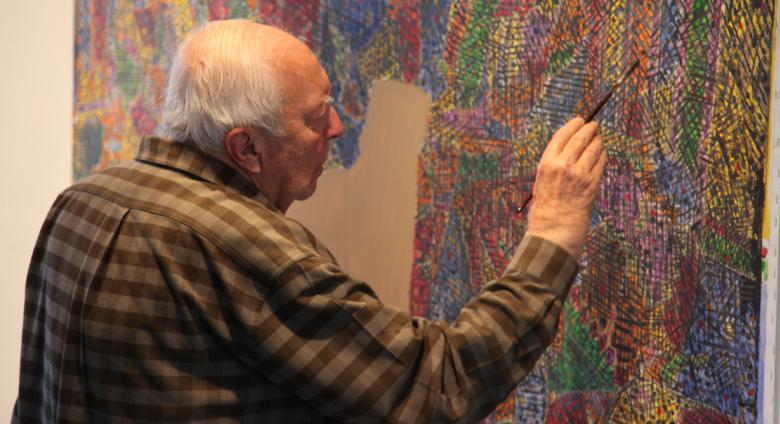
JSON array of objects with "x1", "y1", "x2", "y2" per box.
[{"x1": 526, "y1": 117, "x2": 607, "y2": 258}]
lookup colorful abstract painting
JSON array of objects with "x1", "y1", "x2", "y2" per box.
[{"x1": 74, "y1": 0, "x2": 774, "y2": 422}]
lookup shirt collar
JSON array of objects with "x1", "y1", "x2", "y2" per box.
[{"x1": 135, "y1": 136, "x2": 278, "y2": 211}]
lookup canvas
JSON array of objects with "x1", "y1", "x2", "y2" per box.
[{"x1": 73, "y1": 0, "x2": 773, "y2": 421}]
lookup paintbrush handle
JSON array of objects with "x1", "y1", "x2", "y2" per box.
[
  {"x1": 584, "y1": 59, "x2": 639, "y2": 122},
  {"x1": 585, "y1": 91, "x2": 613, "y2": 122}
]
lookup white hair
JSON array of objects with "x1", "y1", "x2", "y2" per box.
[{"x1": 160, "y1": 19, "x2": 284, "y2": 160}]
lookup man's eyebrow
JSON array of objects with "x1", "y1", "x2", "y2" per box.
[
  {"x1": 308, "y1": 95, "x2": 333, "y2": 121},
  {"x1": 323, "y1": 95, "x2": 334, "y2": 107}
]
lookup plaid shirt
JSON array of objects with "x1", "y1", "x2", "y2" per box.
[{"x1": 14, "y1": 137, "x2": 578, "y2": 423}]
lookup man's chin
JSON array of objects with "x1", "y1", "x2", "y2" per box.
[{"x1": 296, "y1": 181, "x2": 318, "y2": 202}]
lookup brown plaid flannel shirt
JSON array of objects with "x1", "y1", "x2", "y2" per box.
[{"x1": 14, "y1": 136, "x2": 578, "y2": 423}]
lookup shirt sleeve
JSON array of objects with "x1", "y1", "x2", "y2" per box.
[{"x1": 248, "y1": 234, "x2": 578, "y2": 423}]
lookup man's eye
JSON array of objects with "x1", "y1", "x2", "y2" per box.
[
  {"x1": 318, "y1": 104, "x2": 330, "y2": 117},
  {"x1": 310, "y1": 96, "x2": 334, "y2": 125}
]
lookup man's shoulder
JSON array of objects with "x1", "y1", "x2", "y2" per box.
[{"x1": 67, "y1": 161, "x2": 332, "y2": 279}]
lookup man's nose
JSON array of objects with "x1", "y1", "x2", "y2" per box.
[{"x1": 327, "y1": 107, "x2": 344, "y2": 139}]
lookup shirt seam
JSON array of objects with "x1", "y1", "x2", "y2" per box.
[{"x1": 66, "y1": 185, "x2": 312, "y2": 282}]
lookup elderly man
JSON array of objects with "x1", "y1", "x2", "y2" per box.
[{"x1": 15, "y1": 20, "x2": 605, "y2": 423}]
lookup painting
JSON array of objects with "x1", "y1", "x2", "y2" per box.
[{"x1": 74, "y1": 0, "x2": 773, "y2": 421}]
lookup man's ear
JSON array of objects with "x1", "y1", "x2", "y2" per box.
[{"x1": 223, "y1": 127, "x2": 263, "y2": 174}]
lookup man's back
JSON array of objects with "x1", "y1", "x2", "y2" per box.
[{"x1": 14, "y1": 137, "x2": 340, "y2": 423}]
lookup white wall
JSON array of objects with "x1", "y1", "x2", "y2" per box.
[
  {"x1": 0, "y1": 0, "x2": 74, "y2": 419},
  {"x1": 763, "y1": 1, "x2": 780, "y2": 419}
]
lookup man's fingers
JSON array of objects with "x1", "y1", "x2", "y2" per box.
[
  {"x1": 589, "y1": 148, "x2": 608, "y2": 190},
  {"x1": 579, "y1": 135, "x2": 604, "y2": 171},
  {"x1": 545, "y1": 117, "x2": 585, "y2": 156},
  {"x1": 562, "y1": 122, "x2": 599, "y2": 163}
]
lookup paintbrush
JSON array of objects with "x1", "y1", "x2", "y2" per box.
[
  {"x1": 515, "y1": 58, "x2": 641, "y2": 214},
  {"x1": 584, "y1": 59, "x2": 640, "y2": 122}
]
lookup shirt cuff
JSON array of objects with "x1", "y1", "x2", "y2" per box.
[{"x1": 503, "y1": 234, "x2": 580, "y2": 297}]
